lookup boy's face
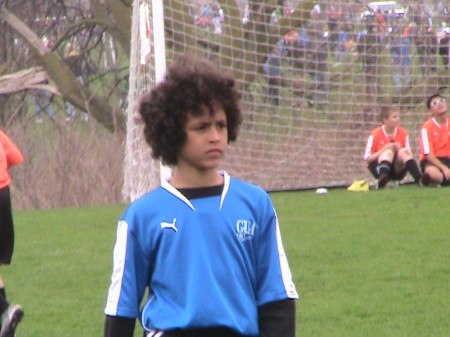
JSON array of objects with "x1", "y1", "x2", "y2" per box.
[
  {"x1": 177, "y1": 104, "x2": 228, "y2": 172},
  {"x1": 384, "y1": 110, "x2": 400, "y2": 128},
  {"x1": 428, "y1": 96, "x2": 447, "y2": 116}
]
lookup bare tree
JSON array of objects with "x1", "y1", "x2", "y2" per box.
[
  {"x1": 0, "y1": 0, "x2": 316, "y2": 209},
  {"x1": 0, "y1": 0, "x2": 316, "y2": 129},
  {"x1": 0, "y1": 0, "x2": 131, "y2": 131}
]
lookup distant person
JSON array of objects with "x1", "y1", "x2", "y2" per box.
[
  {"x1": 389, "y1": 22, "x2": 412, "y2": 92},
  {"x1": 374, "y1": 9, "x2": 386, "y2": 34},
  {"x1": 437, "y1": 23, "x2": 449, "y2": 69},
  {"x1": 357, "y1": 23, "x2": 382, "y2": 97},
  {"x1": 210, "y1": 2, "x2": 224, "y2": 35},
  {"x1": 34, "y1": 37, "x2": 56, "y2": 123},
  {"x1": 419, "y1": 94, "x2": 450, "y2": 186},
  {"x1": 334, "y1": 23, "x2": 352, "y2": 63},
  {"x1": 104, "y1": 54, "x2": 298, "y2": 337},
  {"x1": 263, "y1": 46, "x2": 283, "y2": 105},
  {"x1": 0, "y1": 129, "x2": 24, "y2": 337},
  {"x1": 364, "y1": 106, "x2": 424, "y2": 188},
  {"x1": 64, "y1": 43, "x2": 88, "y2": 121},
  {"x1": 34, "y1": 88, "x2": 55, "y2": 123},
  {"x1": 305, "y1": 20, "x2": 329, "y2": 103},
  {"x1": 412, "y1": 23, "x2": 438, "y2": 75}
]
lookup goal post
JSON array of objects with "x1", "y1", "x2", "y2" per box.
[
  {"x1": 124, "y1": 0, "x2": 448, "y2": 201},
  {"x1": 123, "y1": 0, "x2": 156, "y2": 202}
]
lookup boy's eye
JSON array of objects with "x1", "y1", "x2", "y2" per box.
[
  {"x1": 217, "y1": 121, "x2": 227, "y2": 129},
  {"x1": 189, "y1": 122, "x2": 208, "y2": 130}
]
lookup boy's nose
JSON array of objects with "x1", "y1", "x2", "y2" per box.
[{"x1": 209, "y1": 126, "x2": 221, "y2": 141}]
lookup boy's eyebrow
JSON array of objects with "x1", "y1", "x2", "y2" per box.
[{"x1": 187, "y1": 118, "x2": 211, "y2": 126}]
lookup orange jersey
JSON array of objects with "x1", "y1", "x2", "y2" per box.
[
  {"x1": 0, "y1": 129, "x2": 24, "y2": 189},
  {"x1": 419, "y1": 117, "x2": 450, "y2": 161},
  {"x1": 364, "y1": 125, "x2": 411, "y2": 161}
]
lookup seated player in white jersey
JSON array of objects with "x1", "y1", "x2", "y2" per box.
[{"x1": 104, "y1": 54, "x2": 298, "y2": 337}]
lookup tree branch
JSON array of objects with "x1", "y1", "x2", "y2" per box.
[
  {"x1": 0, "y1": 4, "x2": 50, "y2": 55},
  {"x1": 0, "y1": 67, "x2": 59, "y2": 95}
]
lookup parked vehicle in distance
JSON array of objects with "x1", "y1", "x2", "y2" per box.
[{"x1": 363, "y1": 1, "x2": 406, "y2": 18}]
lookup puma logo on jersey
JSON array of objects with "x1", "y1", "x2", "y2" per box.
[{"x1": 161, "y1": 218, "x2": 178, "y2": 232}]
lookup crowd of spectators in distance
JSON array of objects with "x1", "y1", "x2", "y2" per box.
[{"x1": 259, "y1": 1, "x2": 450, "y2": 105}]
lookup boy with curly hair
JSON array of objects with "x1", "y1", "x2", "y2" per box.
[{"x1": 104, "y1": 54, "x2": 298, "y2": 337}]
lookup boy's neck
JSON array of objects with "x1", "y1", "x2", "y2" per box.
[
  {"x1": 170, "y1": 168, "x2": 223, "y2": 189},
  {"x1": 434, "y1": 113, "x2": 447, "y2": 126},
  {"x1": 383, "y1": 125, "x2": 396, "y2": 135}
]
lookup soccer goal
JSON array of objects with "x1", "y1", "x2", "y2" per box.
[{"x1": 123, "y1": 0, "x2": 449, "y2": 201}]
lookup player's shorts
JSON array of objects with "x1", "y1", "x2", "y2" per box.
[
  {"x1": 0, "y1": 186, "x2": 14, "y2": 265},
  {"x1": 420, "y1": 157, "x2": 450, "y2": 171},
  {"x1": 420, "y1": 157, "x2": 450, "y2": 186},
  {"x1": 368, "y1": 160, "x2": 407, "y2": 181}
]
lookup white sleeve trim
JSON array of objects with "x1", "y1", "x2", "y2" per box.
[
  {"x1": 274, "y1": 211, "x2": 299, "y2": 299},
  {"x1": 219, "y1": 170, "x2": 230, "y2": 210},
  {"x1": 405, "y1": 135, "x2": 412, "y2": 153},
  {"x1": 364, "y1": 135, "x2": 374, "y2": 160},
  {"x1": 105, "y1": 220, "x2": 129, "y2": 315},
  {"x1": 421, "y1": 128, "x2": 431, "y2": 155}
]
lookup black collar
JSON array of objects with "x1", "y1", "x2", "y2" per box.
[{"x1": 177, "y1": 184, "x2": 224, "y2": 200}]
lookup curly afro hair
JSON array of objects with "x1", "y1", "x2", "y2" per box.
[{"x1": 138, "y1": 54, "x2": 242, "y2": 166}]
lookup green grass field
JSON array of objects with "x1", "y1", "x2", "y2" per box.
[{"x1": 4, "y1": 185, "x2": 449, "y2": 336}]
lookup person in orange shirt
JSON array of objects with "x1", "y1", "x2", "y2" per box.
[
  {"x1": 0, "y1": 129, "x2": 24, "y2": 337},
  {"x1": 374, "y1": 9, "x2": 386, "y2": 35},
  {"x1": 364, "y1": 106, "x2": 424, "y2": 188},
  {"x1": 419, "y1": 94, "x2": 450, "y2": 186}
]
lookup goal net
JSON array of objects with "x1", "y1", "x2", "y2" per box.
[{"x1": 124, "y1": 0, "x2": 450, "y2": 201}]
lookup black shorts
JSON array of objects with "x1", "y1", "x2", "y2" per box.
[
  {"x1": 368, "y1": 160, "x2": 407, "y2": 181},
  {"x1": 420, "y1": 157, "x2": 450, "y2": 171},
  {"x1": 0, "y1": 186, "x2": 14, "y2": 265},
  {"x1": 420, "y1": 157, "x2": 450, "y2": 186}
]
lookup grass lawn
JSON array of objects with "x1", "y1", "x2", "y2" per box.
[{"x1": 3, "y1": 185, "x2": 449, "y2": 336}]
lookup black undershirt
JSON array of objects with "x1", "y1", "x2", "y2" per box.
[
  {"x1": 104, "y1": 299, "x2": 295, "y2": 337},
  {"x1": 177, "y1": 184, "x2": 223, "y2": 200}
]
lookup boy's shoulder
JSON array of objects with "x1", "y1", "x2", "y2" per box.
[
  {"x1": 396, "y1": 125, "x2": 408, "y2": 134},
  {"x1": 229, "y1": 175, "x2": 271, "y2": 200},
  {"x1": 125, "y1": 185, "x2": 169, "y2": 212},
  {"x1": 421, "y1": 117, "x2": 435, "y2": 128},
  {"x1": 370, "y1": 124, "x2": 383, "y2": 134}
]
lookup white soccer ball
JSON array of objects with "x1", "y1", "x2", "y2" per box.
[{"x1": 316, "y1": 187, "x2": 328, "y2": 194}]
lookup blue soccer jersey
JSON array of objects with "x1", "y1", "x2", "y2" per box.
[{"x1": 105, "y1": 171, "x2": 298, "y2": 336}]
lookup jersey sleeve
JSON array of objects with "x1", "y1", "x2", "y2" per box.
[
  {"x1": 363, "y1": 134, "x2": 374, "y2": 160},
  {"x1": 105, "y1": 216, "x2": 150, "y2": 319},
  {"x1": 0, "y1": 130, "x2": 24, "y2": 168},
  {"x1": 404, "y1": 134, "x2": 410, "y2": 152},
  {"x1": 255, "y1": 193, "x2": 298, "y2": 306},
  {"x1": 420, "y1": 126, "x2": 433, "y2": 157}
]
